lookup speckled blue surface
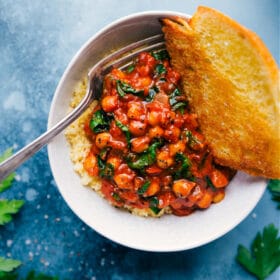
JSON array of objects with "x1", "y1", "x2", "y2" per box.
[{"x1": 0, "y1": 0, "x2": 279, "y2": 279}]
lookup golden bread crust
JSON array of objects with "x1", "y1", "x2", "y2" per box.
[{"x1": 162, "y1": 7, "x2": 280, "y2": 178}]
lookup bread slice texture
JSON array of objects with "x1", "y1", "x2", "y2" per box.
[{"x1": 162, "y1": 6, "x2": 280, "y2": 178}]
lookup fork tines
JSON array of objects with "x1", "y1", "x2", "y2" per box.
[{"x1": 89, "y1": 33, "x2": 165, "y2": 79}]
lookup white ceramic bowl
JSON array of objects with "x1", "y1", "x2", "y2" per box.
[{"x1": 48, "y1": 11, "x2": 266, "y2": 252}]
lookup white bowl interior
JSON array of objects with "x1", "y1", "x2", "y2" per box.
[{"x1": 48, "y1": 11, "x2": 266, "y2": 252}]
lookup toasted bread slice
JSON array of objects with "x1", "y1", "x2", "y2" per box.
[{"x1": 162, "y1": 6, "x2": 280, "y2": 178}]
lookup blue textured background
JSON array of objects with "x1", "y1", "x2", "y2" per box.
[{"x1": 0, "y1": 0, "x2": 279, "y2": 279}]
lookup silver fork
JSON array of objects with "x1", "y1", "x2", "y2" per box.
[{"x1": 0, "y1": 34, "x2": 165, "y2": 181}]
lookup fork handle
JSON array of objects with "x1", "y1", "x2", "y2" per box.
[
  {"x1": 0, "y1": 88, "x2": 92, "y2": 182},
  {"x1": 0, "y1": 126, "x2": 63, "y2": 181}
]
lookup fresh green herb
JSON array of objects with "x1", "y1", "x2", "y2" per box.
[
  {"x1": 112, "y1": 192, "x2": 121, "y2": 202},
  {"x1": 155, "y1": 64, "x2": 167, "y2": 75},
  {"x1": 169, "y1": 88, "x2": 188, "y2": 113},
  {"x1": 0, "y1": 200, "x2": 24, "y2": 226},
  {"x1": 137, "y1": 181, "x2": 151, "y2": 196},
  {"x1": 236, "y1": 224, "x2": 280, "y2": 280},
  {"x1": 169, "y1": 88, "x2": 181, "y2": 106},
  {"x1": 0, "y1": 271, "x2": 59, "y2": 280},
  {"x1": 173, "y1": 153, "x2": 192, "y2": 180},
  {"x1": 151, "y1": 50, "x2": 170, "y2": 61},
  {"x1": 116, "y1": 80, "x2": 144, "y2": 97},
  {"x1": 205, "y1": 176, "x2": 217, "y2": 192},
  {"x1": 172, "y1": 102, "x2": 187, "y2": 113},
  {"x1": 0, "y1": 257, "x2": 21, "y2": 273},
  {"x1": 126, "y1": 64, "x2": 135, "y2": 73},
  {"x1": 97, "y1": 156, "x2": 114, "y2": 179},
  {"x1": 268, "y1": 180, "x2": 280, "y2": 209},
  {"x1": 25, "y1": 271, "x2": 59, "y2": 280},
  {"x1": 186, "y1": 130, "x2": 202, "y2": 150},
  {"x1": 0, "y1": 148, "x2": 15, "y2": 193},
  {"x1": 115, "y1": 120, "x2": 131, "y2": 147},
  {"x1": 0, "y1": 271, "x2": 18, "y2": 280},
  {"x1": 99, "y1": 147, "x2": 110, "y2": 161},
  {"x1": 89, "y1": 110, "x2": 111, "y2": 133},
  {"x1": 149, "y1": 197, "x2": 161, "y2": 214},
  {"x1": 145, "y1": 86, "x2": 159, "y2": 102},
  {"x1": 127, "y1": 140, "x2": 162, "y2": 170}
]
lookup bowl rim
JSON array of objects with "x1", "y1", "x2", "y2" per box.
[{"x1": 47, "y1": 10, "x2": 267, "y2": 252}]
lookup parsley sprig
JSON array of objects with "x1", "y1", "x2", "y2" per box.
[
  {"x1": 268, "y1": 179, "x2": 280, "y2": 209},
  {"x1": 0, "y1": 149, "x2": 24, "y2": 226},
  {"x1": 0, "y1": 257, "x2": 21, "y2": 273},
  {"x1": 0, "y1": 148, "x2": 15, "y2": 193},
  {"x1": 0, "y1": 200, "x2": 24, "y2": 226},
  {"x1": 0, "y1": 150, "x2": 58, "y2": 278},
  {"x1": 0, "y1": 149, "x2": 23, "y2": 274},
  {"x1": 0, "y1": 271, "x2": 59, "y2": 279},
  {"x1": 236, "y1": 224, "x2": 280, "y2": 280}
]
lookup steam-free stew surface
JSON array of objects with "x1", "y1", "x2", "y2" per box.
[{"x1": 83, "y1": 51, "x2": 234, "y2": 216}]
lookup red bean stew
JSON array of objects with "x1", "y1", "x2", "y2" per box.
[{"x1": 83, "y1": 50, "x2": 234, "y2": 216}]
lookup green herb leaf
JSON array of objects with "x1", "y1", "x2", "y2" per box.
[
  {"x1": 151, "y1": 50, "x2": 170, "y2": 61},
  {"x1": 0, "y1": 271, "x2": 18, "y2": 280},
  {"x1": 173, "y1": 153, "x2": 192, "y2": 180},
  {"x1": 149, "y1": 197, "x2": 161, "y2": 214},
  {"x1": 268, "y1": 179, "x2": 280, "y2": 209},
  {"x1": 137, "y1": 181, "x2": 151, "y2": 195},
  {"x1": 0, "y1": 148, "x2": 15, "y2": 193},
  {"x1": 116, "y1": 80, "x2": 144, "y2": 97},
  {"x1": 0, "y1": 257, "x2": 21, "y2": 273},
  {"x1": 155, "y1": 64, "x2": 167, "y2": 75},
  {"x1": 206, "y1": 176, "x2": 217, "y2": 192},
  {"x1": 128, "y1": 140, "x2": 162, "y2": 170},
  {"x1": 89, "y1": 110, "x2": 111, "y2": 133},
  {"x1": 112, "y1": 192, "x2": 121, "y2": 202},
  {"x1": 236, "y1": 224, "x2": 280, "y2": 280},
  {"x1": 25, "y1": 271, "x2": 59, "y2": 280},
  {"x1": 99, "y1": 147, "x2": 111, "y2": 161},
  {"x1": 145, "y1": 86, "x2": 159, "y2": 102},
  {"x1": 172, "y1": 101, "x2": 187, "y2": 113},
  {"x1": 169, "y1": 88, "x2": 181, "y2": 106},
  {"x1": 169, "y1": 88, "x2": 188, "y2": 113},
  {"x1": 115, "y1": 120, "x2": 131, "y2": 147},
  {"x1": 97, "y1": 156, "x2": 114, "y2": 179},
  {"x1": 0, "y1": 271, "x2": 59, "y2": 280},
  {"x1": 186, "y1": 130, "x2": 202, "y2": 150},
  {"x1": 126, "y1": 64, "x2": 135, "y2": 74},
  {"x1": 0, "y1": 200, "x2": 24, "y2": 226}
]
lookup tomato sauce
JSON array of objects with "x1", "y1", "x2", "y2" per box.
[{"x1": 83, "y1": 50, "x2": 234, "y2": 216}]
